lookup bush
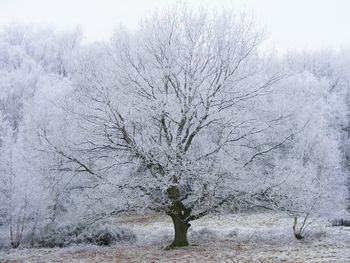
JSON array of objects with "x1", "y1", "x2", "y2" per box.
[
  {"x1": 189, "y1": 228, "x2": 218, "y2": 241},
  {"x1": 37, "y1": 221, "x2": 136, "y2": 247},
  {"x1": 332, "y1": 219, "x2": 350, "y2": 227},
  {"x1": 226, "y1": 229, "x2": 238, "y2": 239}
]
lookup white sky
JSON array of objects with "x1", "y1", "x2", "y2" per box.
[{"x1": 0, "y1": 0, "x2": 349, "y2": 54}]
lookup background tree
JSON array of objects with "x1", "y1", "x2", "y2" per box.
[
  {"x1": 256, "y1": 58, "x2": 348, "y2": 239},
  {"x1": 0, "y1": 25, "x2": 83, "y2": 247}
]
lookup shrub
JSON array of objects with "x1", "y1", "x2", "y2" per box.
[
  {"x1": 332, "y1": 219, "x2": 350, "y2": 227},
  {"x1": 189, "y1": 228, "x2": 218, "y2": 241},
  {"x1": 226, "y1": 229, "x2": 238, "y2": 239},
  {"x1": 37, "y1": 221, "x2": 136, "y2": 247}
]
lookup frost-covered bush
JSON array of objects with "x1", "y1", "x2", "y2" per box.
[
  {"x1": 36, "y1": 222, "x2": 136, "y2": 247},
  {"x1": 332, "y1": 219, "x2": 350, "y2": 227},
  {"x1": 226, "y1": 229, "x2": 239, "y2": 239},
  {"x1": 189, "y1": 228, "x2": 218, "y2": 241}
]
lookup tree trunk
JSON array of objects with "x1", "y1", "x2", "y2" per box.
[
  {"x1": 170, "y1": 214, "x2": 189, "y2": 247},
  {"x1": 166, "y1": 185, "x2": 191, "y2": 248},
  {"x1": 293, "y1": 232, "x2": 304, "y2": 240},
  {"x1": 292, "y1": 216, "x2": 305, "y2": 240}
]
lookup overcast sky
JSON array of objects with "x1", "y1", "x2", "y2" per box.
[{"x1": 0, "y1": 0, "x2": 349, "y2": 54}]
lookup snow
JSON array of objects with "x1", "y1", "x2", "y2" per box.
[{"x1": 1, "y1": 212, "x2": 349, "y2": 262}]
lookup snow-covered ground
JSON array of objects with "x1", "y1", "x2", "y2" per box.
[{"x1": 1, "y1": 212, "x2": 349, "y2": 262}]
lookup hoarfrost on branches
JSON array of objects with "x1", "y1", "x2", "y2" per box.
[{"x1": 0, "y1": 6, "x2": 348, "y2": 251}]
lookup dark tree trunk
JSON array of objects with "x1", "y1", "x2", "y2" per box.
[
  {"x1": 292, "y1": 216, "x2": 305, "y2": 240},
  {"x1": 170, "y1": 214, "x2": 189, "y2": 247},
  {"x1": 293, "y1": 232, "x2": 304, "y2": 240},
  {"x1": 166, "y1": 185, "x2": 192, "y2": 248}
]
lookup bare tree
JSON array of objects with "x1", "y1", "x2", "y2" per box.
[{"x1": 41, "y1": 8, "x2": 288, "y2": 248}]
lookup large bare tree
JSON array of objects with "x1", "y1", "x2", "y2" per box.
[{"x1": 42, "y1": 8, "x2": 287, "y2": 247}]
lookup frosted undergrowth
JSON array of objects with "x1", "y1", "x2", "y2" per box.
[{"x1": 1, "y1": 212, "x2": 349, "y2": 262}]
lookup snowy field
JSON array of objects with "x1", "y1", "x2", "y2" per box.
[{"x1": 0, "y1": 212, "x2": 349, "y2": 262}]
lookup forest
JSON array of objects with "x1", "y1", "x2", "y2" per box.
[{"x1": 0, "y1": 7, "x2": 349, "y2": 262}]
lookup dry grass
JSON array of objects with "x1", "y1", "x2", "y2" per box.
[{"x1": 1, "y1": 239, "x2": 348, "y2": 263}]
